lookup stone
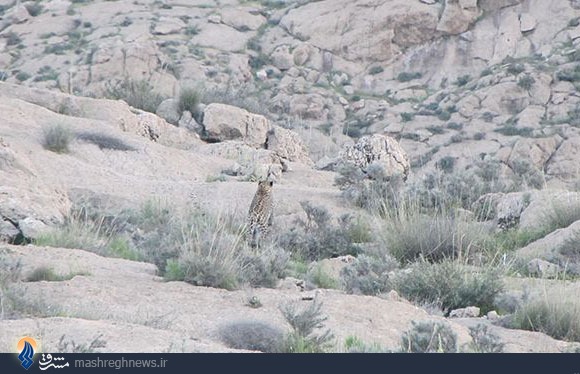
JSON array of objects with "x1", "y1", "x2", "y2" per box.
[
  {"x1": 178, "y1": 111, "x2": 203, "y2": 135},
  {"x1": 18, "y1": 218, "x2": 49, "y2": 241},
  {"x1": 0, "y1": 219, "x2": 20, "y2": 243},
  {"x1": 256, "y1": 69, "x2": 268, "y2": 81},
  {"x1": 151, "y1": 17, "x2": 185, "y2": 35},
  {"x1": 315, "y1": 156, "x2": 339, "y2": 171},
  {"x1": 220, "y1": 8, "x2": 265, "y2": 31},
  {"x1": 437, "y1": 0, "x2": 480, "y2": 35},
  {"x1": 202, "y1": 103, "x2": 270, "y2": 148},
  {"x1": 519, "y1": 14, "x2": 537, "y2": 33},
  {"x1": 266, "y1": 126, "x2": 312, "y2": 165},
  {"x1": 293, "y1": 44, "x2": 311, "y2": 66},
  {"x1": 507, "y1": 137, "x2": 562, "y2": 174},
  {"x1": 208, "y1": 14, "x2": 222, "y2": 24},
  {"x1": 339, "y1": 134, "x2": 410, "y2": 181},
  {"x1": 155, "y1": 99, "x2": 180, "y2": 126},
  {"x1": 496, "y1": 192, "x2": 529, "y2": 230},
  {"x1": 546, "y1": 138, "x2": 580, "y2": 179},
  {"x1": 527, "y1": 259, "x2": 561, "y2": 278},
  {"x1": 270, "y1": 45, "x2": 293, "y2": 71},
  {"x1": 487, "y1": 311, "x2": 499, "y2": 321},
  {"x1": 449, "y1": 306, "x2": 480, "y2": 318}
]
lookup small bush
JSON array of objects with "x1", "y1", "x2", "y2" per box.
[
  {"x1": 280, "y1": 300, "x2": 334, "y2": 353},
  {"x1": 397, "y1": 72, "x2": 422, "y2": 82},
  {"x1": 184, "y1": 25, "x2": 200, "y2": 35},
  {"x1": 494, "y1": 125, "x2": 533, "y2": 137},
  {"x1": 15, "y1": 72, "x2": 31, "y2": 82},
  {"x1": 467, "y1": 324, "x2": 505, "y2": 353},
  {"x1": 507, "y1": 63, "x2": 525, "y2": 75},
  {"x1": 344, "y1": 336, "x2": 388, "y2": 353},
  {"x1": 473, "y1": 132, "x2": 486, "y2": 140},
  {"x1": 105, "y1": 78, "x2": 165, "y2": 113},
  {"x1": 569, "y1": 17, "x2": 580, "y2": 27},
  {"x1": 394, "y1": 260, "x2": 503, "y2": 314},
  {"x1": 517, "y1": 74, "x2": 535, "y2": 90},
  {"x1": 218, "y1": 320, "x2": 285, "y2": 353},
  {"x1": 76, "y1": 132, "x2": 135, "y2": 151},
  {"x1": 437, "y1": 110, "x2": 451, "y2": 121},
  {"x1": 446, "y1": 122, "x2": 463, "y2": 130},
  {"x1": 401, "y1": 112, "x2": 414, "y2": 122},
  {"x1": 455, "y1": 75, "x2": 471, "y2": 87},
  {"x1": 368, "y1": 66, "x2": 384, "y2": 75},
  {"x1": 178, "y1": 87, "x2": 199, "y2": 114},
  {"x1": 57, "y1": 334, "x2": 107, "y2": 353},
  {"x1": 437, "y1": 156, "x2": 455, "y2": 173},
  {"x1": 4, "y1": 32, "x2": 22, "y2": 46},
  {"x1": 308, "y1": 265, "x2": 339, "y2": 289},
  {"x1": 511, "y1": 293, "x2": 580, "y2": 342},
  {"x1": 480, "y1": 68, "x2": 492, "y2": 77},
  {"x1": 341, "y1": 254, "x2": 397, "y2": 295},
  {"x1": 401, "y1": 320, "x2": 457, "y2": 353},
  {"x1": 42, "y1": 124, "x2": 72, "y2": 153}
]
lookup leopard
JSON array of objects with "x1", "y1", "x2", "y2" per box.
[{"x1": 247, "y1": 179, "x2": 274, "y2": 247}]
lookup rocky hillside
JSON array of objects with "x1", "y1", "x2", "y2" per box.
[{"x1": 1, "y1": 0, "x2": 580, "y2": 354}]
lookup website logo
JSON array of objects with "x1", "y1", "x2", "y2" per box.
[{"x1": 17, "y1": 337, "x2": 37, "y2": 370}]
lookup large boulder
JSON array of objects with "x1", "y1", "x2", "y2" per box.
[
  {"x1": 546, "y1": 137, "x2": 580, "y2": 180},
  {"x1": 266, "y1": 126, "x2": 312, "y2": 165},
  {"x1": 202, "y1": 103, "x2": 271, "y2": 147},
  {"x1": 339, "y1": 134, "x2": 410, "y2": 181},
  {"x1": 436, "y1": 0, "x2": 481, "y2": 35}
]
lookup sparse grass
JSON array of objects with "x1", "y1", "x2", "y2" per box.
[
  {"x1": 0, "y1": 249, "x2": 22, "y2": 319},
  {"x1": 33, "y1": 66, "x2": 59, "y2": 82},
  {"x1": 494, "y1": 125, "x2": 533, "y2": 137},
  {"x1": 437, "y1": 156, "x2": 455, "y2": 173},
  {"x1": 401, "y1": 112, "x2": 414, "y2": 122},
  {"x1": 343, "y1": 336, "x2": 388, "y2": 353},
  {"x1": 308, "y1": 265, "x2": 338, "y2": 289},
  {"x1": 4, "y1": 31, "x2": 22, "y2": 46},
  {"x1": 184, "y1": 25, "x2": 200, "y2": 35},
  {"x1": 219, "y1": 320, "x2": 285, "y2": 352},
  {"x1": 105, "y1": 78, "x2": 165, "y2": 113},
  {"x1": 76, "y1": 132, "x2": 135, "y2": 151},
  {"x1": 199, "y1": 84, "x2": 267, "y2": 117},
  {"x1": 507, "y1": 63, "x2": 525, "y2": 75},
  {"x1": 15, "y1": 71, "x2": 31, "y2": 82},
  {"x1": 511, "y1": 290, "x2": 580, "y2": 342},
  {"x1": 393, "y1": 260, "x2": 503, "y2": 315},
  {"x1": 26, "y1": 266, "x2": 88, "y2": 282},
  {"x1": 42, "y1": 124, "x2": 72, "y2": 153},
  {"x1": 401, "y1": 320, "x2": 457, "y2": 353},
  {"x1": 57, "y1": 334, "x2": 107, "y2": 353}
]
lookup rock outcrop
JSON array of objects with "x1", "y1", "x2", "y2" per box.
[{"x1": 339, "y1": 134, "x2": 410, "y2": 181}]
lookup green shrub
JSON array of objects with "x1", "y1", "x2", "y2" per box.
[
  {"x1": 455, "y1": 75, "x2": 471, "y2": 86},
  {"x1": 340, "y1": 254, "x2": 397, "y2": 295},
  {"x1": 397, "y1": 72, "x2": 422, "y2": 82},
  {"x1": 494, "y1": 125, "x2": 533, "y2": 137},
  {"x1": 507, "y1": 63, "x2": 525, "y2": 75},
  {"x1": 569, "y1": 17, "x2": 580, "y2": 27},
  {"x1": 184, "y1": 25, "x2": 200, "y2": 35},
  {"x1": 76, "y1": 132, "x2": 135, "y2": 151},
  {"x1": 517, "y1": 74, "x2": 535, "y2": 90},
  {"x1": 401, "y1": 112, "x2": 414, "y2": 122},
  {"x1": 437, "y1": 110, "x2": 451, "y2": 121},
  {"x1": 437, "y1": 156, "x2": 455, "y2": 173},
  {"x1": 15, "y1": 71, "x2": 31, "y2": 81},
  {"x1": 394, "y1": 261, "x2": 504, "y2": 314},
  {"x1": 467, "y1": 324, "x2": 505, "y2": 353},
  {"x1": 178, "y1": 87, "x2": 199, "y2": 114},
  {"x1": 218, "y1": 320, "x2": 285, "y2": 353},
  {"x1": 446, "y1": 122, "x2": 463, "y2": 130},
  {"x1": 26, "y1": 267, "x2": 87, "y2": 282},
  {"x1": 280, "y1": 300, "x2": 334, "y2": 353},
  {"x1": 480, "y1": 68, "x2": 492, "y2": 77},
  {"x1": 4, "y1": 31, "x2": 22, "y2": 46},
  {"x1": 401, "y1": 320, "x2": 457, "y2": 353},
  {"x1": 308, "y1": 265, "x2": 339, "y2": 289},
  {"x1": 368, "y1": 66, "x2": 384, "y2": 75},
  {"x1": 105, "y1": 78, "x2": 165, "y2": 113},
  {"x1": 277, "y1": 201, "x2": 363, "y2": 261},
  {"x1": 25, "y1": 2, "x2": 43, "y2": 16},
  {"x1": 42, "y1": 124, "x2": 72, "y2": 153}
]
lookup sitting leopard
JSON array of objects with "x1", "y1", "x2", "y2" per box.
[{"x1": 247, "y1": 179, "x2": 274, "y2": 247}]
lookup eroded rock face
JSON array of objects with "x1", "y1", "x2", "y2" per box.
[
  {"x1": 339, "y1": 134, "x2": 410, "y2": 180},
  {"x1": 202, "y1": 103, "x2": 271, "y2": 147}
]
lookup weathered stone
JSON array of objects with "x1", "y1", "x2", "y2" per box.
[
  {"x1": 449, "y1": 306, "x2": 480, "y2": 318},
  {"x1": 527, "y1": 259, "x2": 561, "y2": 278},
  {"x1": 546, "y1": 138, "x2": 580, "y2": 179},
  {"x1": 270, "y1": 45, "x2": 293, "y2": 71},
  {"x1": 496, "y1": 192, "x2": 529, "y2": 230},
  {"x1": 18, "y1": 217, "x2": 49, "y2": 240},
  {"x1": 507, "y1": 137, "x2": 561, "y2": 174},
  {"x1": 339, "y1": 134, "x2": 410, "y2": 181},
  {"x1": 293, "y1": 44, "x2": 312, "y2": 66},
  {"x1": 220, "y1": 8, "x2": 265, "y2": 31},
  {"x1": 519, "y1": 14, "x2": 537, "y2": 32},
  {"x1": 266, "y1": 126, "x2": 312, "y2": 165},
  {"x1": 437, "y1": 0, "x2": 481, "y2": 35},
  {"x1": 151, "y1": 17, "x2": 185, "y2": 35},
  {"x1": 156, "y1": 98, "x2": 180, "y2": 126},
  {"x1": 202, "y1": 103, "x2": 270, "y2": 147},
  {"x1": 0, "y1": 219, "x2": 20, "y2": 242},
  {"x1": 487, "y1": 311, "x2": 499, "y2": 321}
]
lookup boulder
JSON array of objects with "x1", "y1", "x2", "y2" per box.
[
  {"x1": 449, "y1": 306, "x2": 480, "y2": 318},
  {"x1": 0, "y1": 219, "x2": 20, "y2": 243},
  {"x1": 220, "y1": 8, "x2": 265, "y2": 31},
  {"x1": 506, "y1": 137, "x2": 562, "y2": 173},
  {"x1": 266, "y1": 126, "x2": 312, "y2": 165},
  {"x1": 270, "y1": 45, "x2": 294, "y2": 71},
  {"x1": 519, "y1": 13, "x2": 537, "y2": 32},
  {"x1": 436, "y1": 0, "x2": 481, "y2": 35},
  {"x1": 496, "y1": 192, "x2": 530, "y2": 230},
  {"x1": 156, "y1": 98, "x2": 181, "y2": 126},
  {"x1": 546, "y1": 137, "x2": 580, "y2": 179},
  {"x1": 527, "y1": 259, "x2": 561, "y2": 278},
  {"x1": 339, "y1": 134, "x2": 410, "y2": 181},
  {"x1": 202, "y1": 103, "x2": 270, "y2": 147},
  {"x1": 18, "y1": 217, "x2": 49, "y2": 241}
]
